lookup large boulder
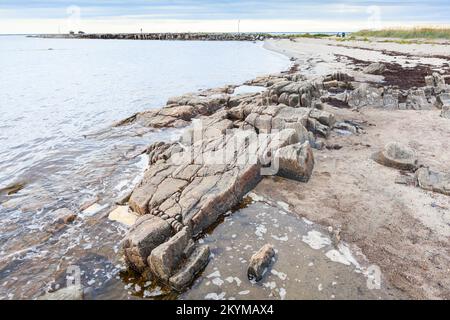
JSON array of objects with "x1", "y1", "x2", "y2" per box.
[
  {"x1": 416, "y1": 167, "x2": 450, "y2": 196},
  {"x1": 274, "y1": 142, "x2": 315, "y2": 182},
  {"x1": 122, "y1": 215, "x2": 173, "y2": 272},
  {"x1": 247, "y1": 244, "x2": 276, "y2": 282},
  {"x1": 372, "y1": 142, "x2": 418, "y2": 171}
]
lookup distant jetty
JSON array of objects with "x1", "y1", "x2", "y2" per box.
[{"x1": 30, "y1": 32, "x2": 273, "y2": 41}]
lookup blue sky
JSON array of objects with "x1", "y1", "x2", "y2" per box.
[{"x1": 1, "y1": 1, "x2": 449, "y2": 33}]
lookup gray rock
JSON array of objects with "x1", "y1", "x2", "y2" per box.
[
  {"x1": 363, "y1": 62, "x2": 386, "y2": 75},
  {"x1": 307, "y1": 118, "x2": 330, "y2": 137},
  {"x1": 348, "y1": 84, "x2": 383, "y2": 109},
  {"x1": 416, "y1": 167, "x2": 450, "y2": 196},
  {"x1": 435, "y1": 93, "x2": 450, "y2": 109},
  {"x1": 169, "y1": 245, "x2": 210, "y2": 291},
  {"x1": 372, "y1": 142, "x2": 418, "y2": 171},
  {"x1": 247, "y1": 244, "x2": 275, "y2": 282},
  {"x1": 122, "y1": 215, "x2": 173, "y2": 272},
  {"x1": 405, "y1": 89, "x2": 432, "y2": 110},
  {"x1": 424, "y1": 72, "x2": 446, "y2": 88},
  {"x1": 288, "y1": 94, "x2": 300, "y2": 107},
  {"x1": 309, "y1": 109, "x2": 336, "y2": 127},
  {"x1": 148, "y1": 226, "x2": 191, "y2": 281},
  {"x1": 274, "y1": 142, "x2": 315, "y2": 182}
]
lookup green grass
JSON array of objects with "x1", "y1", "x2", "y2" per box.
[{"x1": 352, "y1": 27, "x2": 450, "y2": 40}]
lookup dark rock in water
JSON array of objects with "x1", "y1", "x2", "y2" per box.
[
  {"x1": 416, "y1": 167, "x2": 450, "y2": 196},
  {"x1": 247, "y1": 244, "x2": 275, "y2": 282},
  {"x1": 122, "y1": 215, "x2": 173, "y2": 273},
  {"x1": 372, "y1": 142, "x2": 418, "y2": 171},
  {"x1": 0, "y1": 182, "x2": 25, "y2": 196},
  {"x1": 274, "y1": 142, "x2": 315, "y2": 183},
  {"x1": 53, "y1": 208, "x2": 77, "y2": 224}
]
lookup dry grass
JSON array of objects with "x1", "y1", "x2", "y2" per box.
[{"x1": 353, "y1": 27, "x2": 450, "y2": 40}]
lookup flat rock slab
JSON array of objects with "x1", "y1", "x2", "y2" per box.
[
  {"x1": 38, "y1": 285, "x2": 83, "y2": 300},
  {"x1": 416, "y1": 167, "x2": 450, "y2": 196},
  {"x1": 129, "y1": 127, "x2": 307, "y2": 236},
  {"x1": 108, "y1": 206, "x2": 138, "y2": 226}
]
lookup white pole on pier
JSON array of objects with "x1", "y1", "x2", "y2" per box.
[{"x1": 238, "y1": 20, "x2": 240, "y2": 34}]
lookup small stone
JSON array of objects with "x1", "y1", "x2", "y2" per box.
[{"x1": 52, "y1": 208, "x2": 77, "y2": 225}]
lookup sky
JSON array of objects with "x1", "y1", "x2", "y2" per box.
[{"x1": 0, "y1": 0, "x2": 449, "y2": 34}]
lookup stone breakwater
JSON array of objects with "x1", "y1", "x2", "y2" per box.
[
  {"x1": 33, "y1": 33, "x2": 271, "y2": 41},
  {"x1": 106, "y1": 54, "x2": 450, "y2": 294}
]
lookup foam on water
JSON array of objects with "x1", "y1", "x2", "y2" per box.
[{"x1": 0, "y1": 36, "x2": 290, "y2": 299}]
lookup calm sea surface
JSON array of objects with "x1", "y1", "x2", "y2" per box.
[{"x1": 0, "y1": 36, "x2": 289, "y2": 299}]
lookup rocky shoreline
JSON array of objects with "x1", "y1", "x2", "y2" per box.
[
  {"x1": 31, "y1": 32, "x2": 272, "y2": 41},
  {"x1": 41, "y1": 37, "x2": 450, "y2": 299},
  {"x1": 103, "y1": 36, "x2": 450, "y2": 297}
]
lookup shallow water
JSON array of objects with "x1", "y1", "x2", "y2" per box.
[
  {"x1": 181, "y1": 193, "x2": 396, "y2": 300},
  {"x1": 0, "y1": 36, "x2": 290, "y2": 299}
]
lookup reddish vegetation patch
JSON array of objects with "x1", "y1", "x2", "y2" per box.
[
  {"x1": 335, "y1": 54, "x2": 449, "y2": 90},
  {"x1": 381, "y1": 62, "x2": 433, "y2": 89}
]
